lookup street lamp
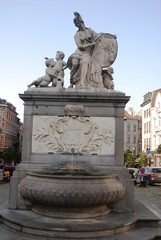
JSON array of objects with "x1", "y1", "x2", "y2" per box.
[
  {"x1": 146, "y1": 147, "x2": 151, "y2": 166},
  {"x1": 133, "y1": 147, "x2": 135, "y2": 156}
]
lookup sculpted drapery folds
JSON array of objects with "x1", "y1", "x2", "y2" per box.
[{"x1": 67, "y1": 12, "x2": 118, "y2": 89}]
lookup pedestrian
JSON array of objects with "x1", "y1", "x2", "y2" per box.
[{"x1": 140, "y1": 167, "x2": 145, "y2": 181}]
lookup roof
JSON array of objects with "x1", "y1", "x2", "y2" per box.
[
  {"x1": 0, "y1": 99, "x2": 7, "y2": 105},
  {"x1": 140, "y1": 88, "x2": 161, "y2": 108},
  {"x1": 124, "y1": 110, "x2": 138, "y2": 120},
  {"x1": 151, "y1": 88, "x2": 161, "y2": 108}
]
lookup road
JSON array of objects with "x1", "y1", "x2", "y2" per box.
[
  {"x1": 0, "y1": 181, "x2": 9, "y2": 200},
  {"x1": 134, "y1": 183, "x2": 161, "y2": 211}
]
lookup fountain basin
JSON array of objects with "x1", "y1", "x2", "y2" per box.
[{"x1": 19, "y1": 172, "x2": 125, "y2": 218}]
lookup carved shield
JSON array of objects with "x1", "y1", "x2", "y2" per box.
[{"x1": 92, "y1": 33, "x2": 118, "y2": 68}]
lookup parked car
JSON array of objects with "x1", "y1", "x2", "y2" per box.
[
  {"x1": 3, "y1": 164, "x2": 16, "y2": 177},
  {"x1": 134, "y1": 167, "x2": 161, "y2": 186},
  {"x1": 0, "y1": 169, "x2": 10, "y2": 181},
  {"x1": 144, "y1": 167, "x2": 161, "y2": 185},
  {"x1": 128, "y1": 168, "x2": 139, "y2": 179}
]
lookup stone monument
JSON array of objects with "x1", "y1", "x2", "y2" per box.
[{"x1": 6, "y1": 12, "x2": 136, "y2": 239}]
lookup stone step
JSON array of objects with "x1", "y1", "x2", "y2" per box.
[{"x1": 0, "y1": 199, "x2": 161, "y2": 239}]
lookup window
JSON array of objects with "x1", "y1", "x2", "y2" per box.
[
  {"x1": 133, "y1": 136, "x2": 136, "y2": 143},
  {"x1": 149, "y1": 122, "x2": 151, "y2": 133},
  {"x1": 133, "y1": 125, "x2": 136, "y2": 132},
  {"x1": 144, "y1": 110, "x2": 146, "y2": 118}
]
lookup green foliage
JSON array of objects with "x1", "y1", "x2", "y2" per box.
[
  {"x1": 137, "y1": 151, "x2": 148, "y2": 167},
  {"x1": 3, "y1": 146, "x2": 21, "y2": 164},
  {"x1": 157, "y1": 144, "x2": 161, "y2": 154},
  {"x1": 3, "y1": 147, "x2": 14, "y2": 164},
  {"x1": 124, "y1": 149, "x2": 135, "y2": 167},
  {"x1": 129, "y1": 169, "x2": 134, "y2": 174}
]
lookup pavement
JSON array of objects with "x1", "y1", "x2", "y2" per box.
[
  {"x1": 1, "y1": 181, "x2": 161, "y2": 239},
  {"x1": 0, "y1": 182, "x2": 53, "y2": 240}
]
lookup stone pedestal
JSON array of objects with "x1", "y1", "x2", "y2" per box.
[{"x1": 9, "y1": 87, "x2": 134, "y2": 213}]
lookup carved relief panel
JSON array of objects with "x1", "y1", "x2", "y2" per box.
[{"x1": 32, "y1": 116, "x2": 115, "y2": 155}]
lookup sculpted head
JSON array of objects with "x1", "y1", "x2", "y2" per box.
[
  {"x1": 56, "y1": 51, "x2": 65, "y2": 60},
  {"x1": 73, "y1": 12, "x2": 84, "y2": 27},
  {"x1": 45, "y1": 58, "x2": 55, "y2": 67}
]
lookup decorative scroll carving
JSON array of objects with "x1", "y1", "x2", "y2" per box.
[{"x1": 32, "y1": 116, "x2": 115, "y2": 155}]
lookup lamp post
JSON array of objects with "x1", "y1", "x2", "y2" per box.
[
  {"x1": 133, "y1": 147, "x2": 135, "y2": 156},
  {"x1": 146, "y1": 147, "x2": 151, "y2": 166}
]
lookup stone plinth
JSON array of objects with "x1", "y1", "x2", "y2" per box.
[{"x1": 9, "y1": 87, "x2": 133, "y2": 214}]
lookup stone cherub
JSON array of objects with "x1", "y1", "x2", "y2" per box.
[
  {"x1": 52, "y1": 51, "x2": 67, "y2": 88},
  {"x1": 102, "y1": 67, "x2": 115, "y2": 90},
  {"x1": 27, "y1": 51, "x2": 67, "y2": 88}
]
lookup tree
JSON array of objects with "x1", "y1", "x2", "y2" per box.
[
  {"x1": 3, "y1": 146, "x2": 21, "y2": 165},
  {"x1": 157, "y1": 144, "x2": 161, "y2": 154},
  {"x1": 3, "y1": 147, "x2": 14, "y2": 164},
  {"x1": 138, "y1": 151, "x2": 148, "y2": 167},
  {"x1": 124, "y1": 149, "x2": 135, "y2": 167}
]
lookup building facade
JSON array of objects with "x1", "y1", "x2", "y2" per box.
[
  {"x1": 0, "y1": 99, "x2": 22, "y2": 156},
  {"x1": 124, "y1": 110, "x2": 140, "y2": 156},
  {"x1": 140, "y1": 89, "x2": 161, "y2": 152}
]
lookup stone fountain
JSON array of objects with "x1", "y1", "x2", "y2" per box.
[
  {"x1": 3, "y1": 12, "x2": 138, "y2": 239},
  {"x1": 19, "y1": 165, "x2": 125, "y2": 219}
]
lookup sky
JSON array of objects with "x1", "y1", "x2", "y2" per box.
[{"x1": 1, "y1": 0, "x2": 161, "y2": 122}]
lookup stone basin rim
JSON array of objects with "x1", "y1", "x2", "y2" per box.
[{"x1": 27, "y1": 172, "x2": 118, "y2": 179}]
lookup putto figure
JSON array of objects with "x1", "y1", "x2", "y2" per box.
[
  {"x1": 27, "y1": 51, "x2": 67, "y2": 88},
  {"x1": 27, "y1": 57, "x2": 55, "y2": 88},
  {"x1": 67, "y1": 12, "x2": 118, "y2": 89},
  {"x1": 102, "y1": 67, "x2": 115, "y2": 90},
  {"x1": 52, "y1": 51, "x2": 67, "y2": 88}
]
